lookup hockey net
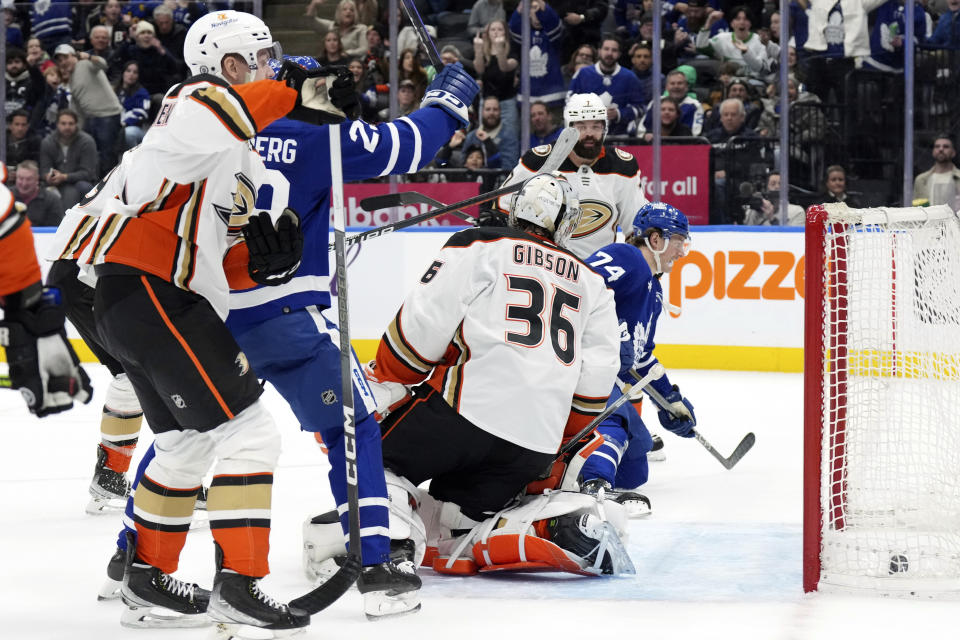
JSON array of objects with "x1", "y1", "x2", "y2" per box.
[{"x1": 804, "y1": 203, "x2": 960, "y2": 596}]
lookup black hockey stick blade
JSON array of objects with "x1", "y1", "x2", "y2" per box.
[
  {"x1": 360, "y1": 192, "x2": 429, "y2": 210},
  {"x1": 360, "y1": 192, "x2": 475, "y2": 223},
  {"x1": 289, "y1": 552, "x2": 361, "y2": 615},
  {"x1": 694, "y1": 430, "x2": 756, "y2": 470},
  {"x1": 329, "y1": 127, "x2": 578, "y2": 251}
]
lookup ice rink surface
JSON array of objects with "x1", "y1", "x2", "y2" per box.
[{"x1": 3, "y1": 366, "x2": 959, "y2": 640}]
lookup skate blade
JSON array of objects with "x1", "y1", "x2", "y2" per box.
[
  {"x1": 120, "y1": 604, "x2": 212, "y2": 628},
  {"x1": 305, "y1": 556, "x2": 345, "y2": 585},
  {"x1": 646, "y1": 450, "x2": 666, "y2": 463},
  {"x1": 621, "y1": 500, "x2": 653, "y2": 518},
  {"x1": 213, "y1": 622, "x2": 306, "y2": 639},
  {"x1": 190, "y1": 510, "x2": 210, "y2": 529},
  {"x1": 97, "y1": 577, "x2": 121, "y2": 601},
  {"x1": 85, "y1": 495, "x2": 126, "y2": 515},
  {"x1": 363, "y1": 591, "x2": 422, "y2": 621}
]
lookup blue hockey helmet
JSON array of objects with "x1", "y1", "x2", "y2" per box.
[
  {"x1": 631, "y1": 202, "x2": 690, "y2": 240},
  {"x1": 267, "y1": 54, "x2": 321, "y2": 77}
]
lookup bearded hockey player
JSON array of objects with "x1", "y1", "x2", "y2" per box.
[
  {"x1": 493, "y1": 92, "x2": 649, "y2": 259},
  {"x1": 579, "y1": 203, "x2": 697, "y2": 501},
  {"x1": 304, "y1": 173, "x2": 635, "y2": 578}
]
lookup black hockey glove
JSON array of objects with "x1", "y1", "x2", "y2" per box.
[
  {"x1": 243, "y1": 208, "x2": 304, "y2": 286},
  {"x1": 327, "y1": 69, "x2": 360, "y2": 121},
  {"x1": 476, "y1": 209, "x2": 509, "y2": 227},
  {"x1": 1, "y1": 284, "x2": 93, "y2": 417}
]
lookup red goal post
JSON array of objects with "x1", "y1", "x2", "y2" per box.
[{"x1": 804, "y1": 202, "x2": 960, "y2": 596}]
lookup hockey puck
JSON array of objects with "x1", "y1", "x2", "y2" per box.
[{"x1": 888, "y1": 554, "x2": 909, "y2": 574}]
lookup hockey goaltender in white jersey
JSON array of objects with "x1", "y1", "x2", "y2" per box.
[{"x1": 494, "y1": 93, "x2": 649, "y2": 260}]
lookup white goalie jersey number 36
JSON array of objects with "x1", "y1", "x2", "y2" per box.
[{"x1": 394, "y1": 228, "x2": 619, "y2": 454}]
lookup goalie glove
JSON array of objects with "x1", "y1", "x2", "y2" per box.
[
  {"x1": 362, "y1": 360, "x2": 411, "y2": 421},
  {"x1": 421, "y1": 62, "x2": 479, "y2": 127},
  {"x1": 275, "y1": 56, "x2": 352, "y2": 125},
  {"x1": 1, "y1": 285, "x2": 92, "y2": 417},
  {"x1": 657, "y1": 385, "x2": 696, "y2": 438},
  {"x1": 242, "y1": 208, "x2": 303, "y2": 286}
]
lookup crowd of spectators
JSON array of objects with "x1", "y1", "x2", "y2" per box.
[{"x1": 6, "y1": 0, "x2": 960, "y2": 227}]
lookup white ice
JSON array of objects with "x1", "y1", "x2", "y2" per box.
[{"x1": 3, "y1": 366, "x2": 958, "y2": 640}]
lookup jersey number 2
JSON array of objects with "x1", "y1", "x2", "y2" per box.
[{"x1": 505, "y1": 275, "x2": 581, "y2": 365}]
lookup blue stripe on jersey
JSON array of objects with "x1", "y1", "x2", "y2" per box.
[{"x1": 225, "y1": 106, "x2": 459, "y2": 332}]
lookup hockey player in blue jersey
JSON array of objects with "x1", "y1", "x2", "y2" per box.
[
  {"x1": 578, "y1": 202, "x2": 698, "y2": 508},
  {"x1": 100, "y1": 54, "x2": 480, "y2": 621}
]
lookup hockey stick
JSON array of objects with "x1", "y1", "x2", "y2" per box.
[
  {"x1": 360, "y1": 192, "x2": 475, "y2": 224},
  {"x1": 400, "y1": 0, "x2": 443, "y2": 68},
  {"x1": 554, "y1": 364, "x2": 666, "y2": 462},
  {"x1": 289, "y1": 124, "x2": 362, "y2": 615},
  {"x1": 328, "y1": 126, "x2": 579, "y2": 251},
  {"x1": 631, "y1": 371, "x2": 755, "y2": 470},
  {"x1": 0, "y1": 374, "x2": 9, "y2": 388}
]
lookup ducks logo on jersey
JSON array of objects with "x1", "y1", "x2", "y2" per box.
[
  {"x1": 573, "y1": 200, "x2": 615, "y2": 238},
  {"x1": 213, "y1": 172, "x2": 257, "y2": 229}
]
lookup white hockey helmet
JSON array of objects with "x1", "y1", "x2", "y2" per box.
[
  {"x1": 184, "y1": 10, "x2": 281, "y2": 80},
  {"x1": 510, "y1": 173, "x2": 583, "y2": 248},
  {"x1": 564, "y1": 92, "x2": 609, "y2": 136}
]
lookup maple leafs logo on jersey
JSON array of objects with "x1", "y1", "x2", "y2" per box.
[
  {"x1": 632, "y1": 320, "x2": 651, "y2": 368},
  {"x1": 572, "y1": 200, "x2": 615, "y2": 238},
  {"x1": 213, "y1": 173, "x2": 257, "y2": 229}
]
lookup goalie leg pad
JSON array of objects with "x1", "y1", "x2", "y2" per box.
[
  {"x1": 302, "y1": 510, "x2": 347, "y2": 582},
  {"x1": 384, "y1": 470, "x2": 427, "y2": 568}
]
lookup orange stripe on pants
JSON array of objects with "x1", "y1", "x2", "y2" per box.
[{"x1": 211, "y1": 527, "x2": 271, "y2": 578}]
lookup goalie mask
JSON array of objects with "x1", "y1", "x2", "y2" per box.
[
  {"x1": 184, "y1": 10, "x2": 281, "y2": 81},
  {"x1": 509, "y1": 173, "x2": 582, "y2": 249}
]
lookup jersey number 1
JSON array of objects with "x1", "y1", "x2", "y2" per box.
[{"x1": 505, "y1": 275, "x2": 581, "y2": 365}]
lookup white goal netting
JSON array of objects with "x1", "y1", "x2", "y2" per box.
[{"x1": 813, "y1": 203, "x2": 960, "y2": 595}]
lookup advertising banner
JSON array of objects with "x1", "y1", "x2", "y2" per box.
[
  {"x1": 341, "y1": 182, "x2": 480, "y2": 226},
  {"x1": 621, "y1": 144, "x2": 712, "y2": 225}
]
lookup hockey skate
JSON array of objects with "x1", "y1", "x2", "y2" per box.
[
  {"x1": 86, "y1": 445, "x2": 130, "y2": 515},
  {"x1": 207, "y1": 544, "x2": 309, "y2": 639},
  {"x1": 97, "y1": 547, "x2": 126, "y2": 601},
  {"x1": 580, "y1": 479, "x2": 651, "y2": 518},
  {"x1": 120, "y1": 535, "x2": 211, "y2": 628},
  {"x1": 647, "y1": 434, "x2": 666, "y2": 462},
  {"x1": 357, "y1": 540, "x2": 422, "y2": 621}
]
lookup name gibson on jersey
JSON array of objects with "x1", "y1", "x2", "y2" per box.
[{"x1": 512, "y1": 243, "x2": 580, "y2": 282}]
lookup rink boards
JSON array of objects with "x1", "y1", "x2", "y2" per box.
[{"x1": 28, "y1": 226, "x2": 805, "y2": 372}]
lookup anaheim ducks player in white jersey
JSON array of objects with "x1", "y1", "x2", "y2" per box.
[
  {"x1": 362, "y1": 173, "x2": 630, "y2": 576},
  {"x1": 68, "y1": 10, "x2": 344, "y2": 635},
  {"x1": 494, "y1": 93, "x2": 649, "y2": 260}
]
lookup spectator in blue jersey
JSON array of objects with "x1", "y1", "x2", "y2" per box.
[
  {"x1": 472, "y1": 21, "x2": 519, "y2": 168},
  {"x1": 171, "y1": 0, "x2": 208, "y2": 27},
  {"x1": 929, "y1": 0, "x2": 960, "y2": 47},
  {"x1": 863, "y1": 0, "x2": 932, "y2": 71},
  {"x1": 802, "y1": 0, "x2": 886, "y2": 103},
  {"x1": 579, "y1": 203, "x2": 696, "y2": 505},
  {"x1": 113, "y1": 60, "x2": 150, "y2": 150},
  {"x1": 529, "y1": 100, "x2": 563, "y2": 147},
  {"x1": 120, "y1": 0, "x2": 161, "y2": 24},
  {"x1": 614, "y1": 0, "x2": 645, "y2": 38},
  {"x1": 628, "y1": 41, "x2": 662, "y2": 110},
  {"x1": 509, "y1": 0, "x2": 566, "y2": 107},
  {"x1": 30, "y1": 0, "x2": 74, "y2": 51},
  {"x1": 639, "y1": 69, "x2": 705, "y2": 135},
  {"x1": 5, "y1": 2, "x2": 24, "y2": 48},
  {"x1": 568, "y1": 36, "x2": 645, "y2": 136}
]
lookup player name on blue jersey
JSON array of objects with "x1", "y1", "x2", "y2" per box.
[
  {"x1": 253, "y1": 136, "x2": 298, "y2": 164},
  {"x1": 512, "y1": 243, "x2": 580, "y2": 282}
]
